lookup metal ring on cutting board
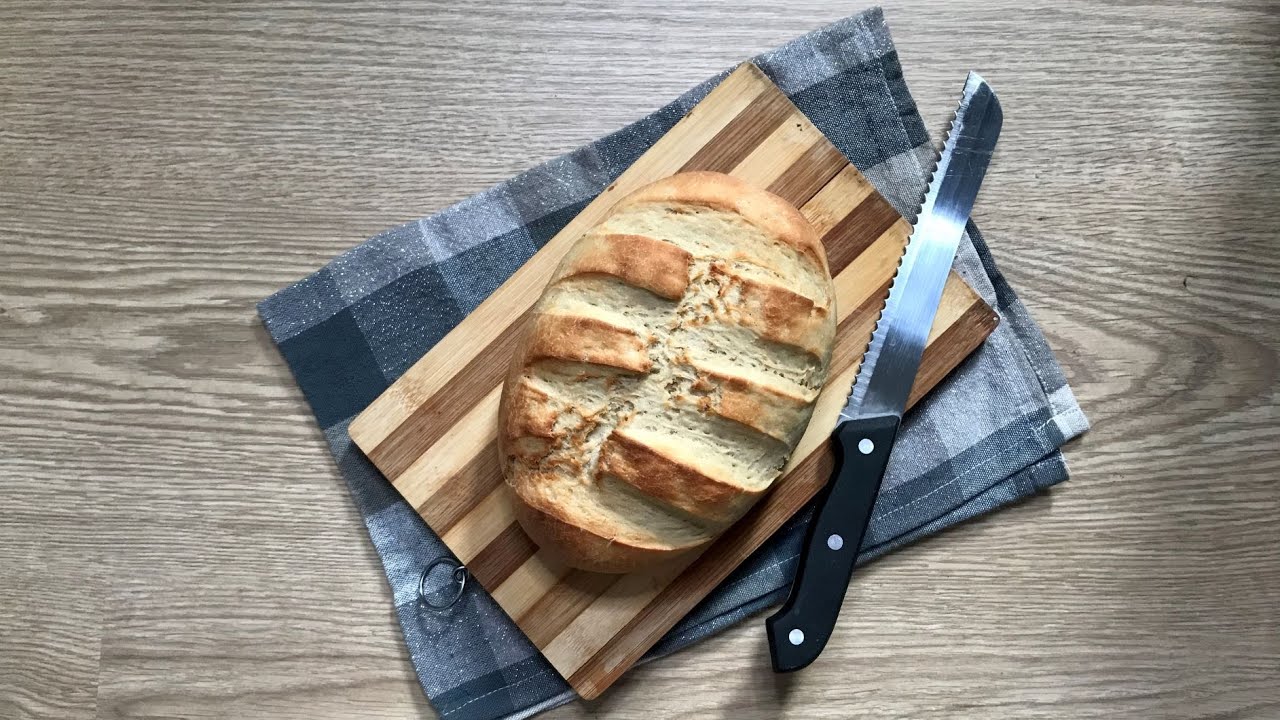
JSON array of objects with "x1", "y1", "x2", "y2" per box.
[{"x1": 418, "y1": 557, "x2": 467, "y2": 611}]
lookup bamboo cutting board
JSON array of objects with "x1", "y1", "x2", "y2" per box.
[{"x1": 350, "y1": 63, "x2": 999, "y2": 699}]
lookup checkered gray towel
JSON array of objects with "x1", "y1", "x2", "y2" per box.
[{"x1": 258, "y1": 7, "x2": 1088, "y2": 719}]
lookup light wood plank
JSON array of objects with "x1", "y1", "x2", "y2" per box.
[
  {"x1": 730, "y1": 113, "x2": 825, "y2": 186},
  {"x1": 392, "y1": 386, "x2": 502, "y2": 508},
  {"x1": 439, "y1": 489, "x2": 517, "y2": 565},
  {"x1": 832, "y1": 223, "x2": 914, "y2": 318},
  {"x1": 800, "y1": 164, "x2": 879, "y2": 235},
  {"x1": 541, "y1": 560, "x2": 693, "y2": 677},
  {"x1": 490, "y1": 551, "x2": 572, "y2": 620}
]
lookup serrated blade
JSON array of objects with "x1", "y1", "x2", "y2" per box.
[{"x1": 840, "y1": 72, "x2": 1003, "y2": 422}]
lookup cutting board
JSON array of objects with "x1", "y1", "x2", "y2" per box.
[{"x1": 350, "y1": 63, "x2": 999, "y2": 699}]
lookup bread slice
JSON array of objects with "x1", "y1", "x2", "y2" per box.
[{"x1": 498, "y1": 171, "x2": 837, "y2": 573}]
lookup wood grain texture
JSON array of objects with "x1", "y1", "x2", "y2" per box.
[
  {"x1": 1, "y1": 1, "x2": 1277, "y2": 718},
  {"x1": 348, "y1": 63, "x2": 996, "y2": 698}
]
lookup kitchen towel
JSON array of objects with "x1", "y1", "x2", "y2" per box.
[{"x1": 258, "y1": 7, "x2": 1088, "y2": 719}]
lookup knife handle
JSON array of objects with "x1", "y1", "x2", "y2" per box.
[{"x1": 765, "y1": 414, "x2": 900, "y2": 672}]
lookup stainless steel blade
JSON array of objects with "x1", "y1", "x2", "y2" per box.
[{"x1": 839, "y1": 72, "x2": 1003, "y2": 422}]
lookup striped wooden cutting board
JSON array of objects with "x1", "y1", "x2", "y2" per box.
[{"x1": 350, "y1": 63, "x2": 999, "y2": 699}]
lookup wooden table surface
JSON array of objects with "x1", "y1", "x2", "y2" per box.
[{"x1": 2, "y1": 1, "x2": 1277, "y2": 718}]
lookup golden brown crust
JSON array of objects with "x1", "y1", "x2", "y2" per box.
[
  {"x1": 502, "y1": 376, "x2": 557, "y2": 443},
  {"x1": 615, "y1": 171, "x2": 829, "y2": 277},
  {"x1": 524, "y1": 313, "x2": 652, "y2": 373},
  {"x1": 512, "y1": 486, "x2": 707, "y2": 574},
  {"x1": 710, "y1": 263, "x2": 834, "y2": 357},
  {"x1": 562, "y1": 233, "x2": 693, "y2": 301},
  {"x1": 598, "y1": 431, "x2": 757, "y2": 525},
  {"x1": 692, "y1": 369, "x2": 812, "y2": 444}
]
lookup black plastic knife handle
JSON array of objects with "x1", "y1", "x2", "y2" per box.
[{"x1": 765, "y1": 414, "x2": 901, "y2": 672}]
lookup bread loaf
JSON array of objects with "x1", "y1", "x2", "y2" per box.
[{"x1": 498, "y1": 171, "x2": 837, "y2": 573}]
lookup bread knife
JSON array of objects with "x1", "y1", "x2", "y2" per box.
[{"x1": 765, "y1": 72, "x2": 1003, "y2": 672}]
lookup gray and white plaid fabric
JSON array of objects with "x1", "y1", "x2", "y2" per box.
[{"x1": 258, "y1": 7, "x2": 1088, "y2": 719}]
